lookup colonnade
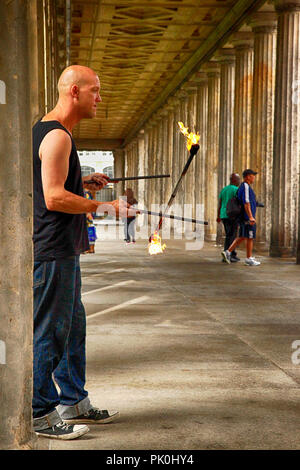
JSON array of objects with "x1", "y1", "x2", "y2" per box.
[
  {"x1": 0, "y1": 0, "x2": 67, "y2": 448},
  {"x1": 122, "y1": 2, "x2": 300, "y2": 258}
]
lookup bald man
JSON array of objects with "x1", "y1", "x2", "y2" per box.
[
  {"x1": 217, "y1": 173, "x2": 241, "y2": 262},
  {"x1": 32, "y1": 66, "x2": 126, "y2": 439}
]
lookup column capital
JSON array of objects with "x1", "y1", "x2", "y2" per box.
[
  {"x1": 248, "y1": 12, "x2": 278, "y2": 33},
  {"x1": 166, "y1": 96, "x2": 180, "y2": 109},
  {"x1": 273, "y1": 0, "x2": 300, "y2": 12},
  {"x1": 181, "y1": 81, "x2": 198, "y2": 94},
  {"x1": 157, "y1": 108, "x2": 169, "y2": 118},
  {"x1": 200, "y1": 62, "x2": 221, "y2": 77},
  {"x1": 113, "y1": 148, "x2": 125, "y2": 157},
  {"x1": 213, "y1": 48, "x2": 236, "y2": 64},
  {"x1": 175, "y1": 89, "x2": 188, "y2": 101},
  {"x1": 230, "y1": 31, "x2": 254, "y2": 50},
  {"x1": 146, "y1": 117, "x2": 157, "y2": 128},
  {"x1": 144, "y1": 121, "x2": 154, "y2": 131},
  {"x1": 151, "y1": 112, "x2": 163, "y2": 124},
  {"x1": 194, "y1": 71, "x2": 208, "y2": 83}
]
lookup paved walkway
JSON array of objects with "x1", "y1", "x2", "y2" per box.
[{"x1": 40, "y1": 237, "x2": 300, "y2": 450}]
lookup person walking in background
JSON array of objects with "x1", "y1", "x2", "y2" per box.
[
  {"x1": 217, "y1": 173, "x2": 241, "y2": 263},
  {"x1": 222, "y1": 169, "x2": 261, "y2": 266},
  {"x1": 122, "y1": 188, "x2": 138, "y2": 244},
  {"x1": 83, "y1": 185, "x2": 97, "y2": 253}
]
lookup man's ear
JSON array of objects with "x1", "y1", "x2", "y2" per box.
[{"x1": 70, "y1": 84, "x2": 79, "y2": 99}]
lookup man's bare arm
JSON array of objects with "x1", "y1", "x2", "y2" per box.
[
  {"x1": 217, "y1": 199, "x2": 221, "y2": 222},
  {"x1": 244, "y1": 202, "x2": 255, "y2": 224},
  {"x1": 40, "y1": 129, "x2": 127, "y2": 216}
]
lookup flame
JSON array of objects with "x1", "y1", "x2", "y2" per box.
[
  {"x1": 148, "y1": 231, "x2": 166, "y2": 255},
  {"x1": 178, "y1": 121, "x2": 200, "y2": 151}
]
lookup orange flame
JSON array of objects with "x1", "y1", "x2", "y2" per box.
[
  {"x1": 148, "y1": 231, "x2": 166, "y2": 255},
  {"x1": 178, "y1": 121, "x2": 200, "y2": 150}
]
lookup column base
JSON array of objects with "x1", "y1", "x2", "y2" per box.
[
  {"x1": 269, "y1": 244, "x2": 296, "y2": 258},
  {"x1": 254, "y1": 240, "x2": 270, "y2": 255},
  {"x1": 205, "y1": 234, "x2": 217, "y2": 242},
  {"x1": 216, "y1": 226, "x2": 224, "y2": 246}
]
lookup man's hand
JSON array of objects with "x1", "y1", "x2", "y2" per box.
[
  {"x1": 83, "y1": 173, "x2": 110, "y2": 190},
  {"x1": 96, "y1": 198, "x2": 130, "y2": 218},
  {"x1": 216, "y1": 217, "x2": 221, "y2": 223},
  {"x1": 249, "y1": 217, "x2": 256, "y2": 225}
]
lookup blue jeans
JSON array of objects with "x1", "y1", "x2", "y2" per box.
[{"x1": 33, "y1": 255, "x2": 91, "y2": 430}]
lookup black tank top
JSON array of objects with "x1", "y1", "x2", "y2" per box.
[{"x1": 32, "y1": 120, "x2": 89, "y2": 261}]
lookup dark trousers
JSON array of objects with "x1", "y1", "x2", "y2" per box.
[
  {"x1": 123, "y1": 217, "x2": 136, "y2": 242},
  {"x1": 221, "y1": 218, "x2": 239, "y2": 256},
  {"x1": 33, "y1": 255, "x2": 88, "y2": 418}
]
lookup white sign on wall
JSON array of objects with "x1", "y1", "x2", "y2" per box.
[
  {"x1": 0, "y1": 80, "x2": 6, "y2": 104},
  {"x1": 0, "y1": 340, "x2": 6, "y2": 365}
]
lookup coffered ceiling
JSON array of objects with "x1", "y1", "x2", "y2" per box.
[{"x1": 70, "y1": 0, "x2": 267, "y2": 148}]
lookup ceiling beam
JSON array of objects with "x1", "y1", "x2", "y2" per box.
[
  {"x1": 73, "y1": 20, "x2": 219, "y2": 26},
  {"x1": 75, "y1": 138, "x2": 124, "y2": 150},
  {"x1": 89, "y1": 1, "x2": 234, "y2": 7},
  {"x1": 123, "y1": 0, "x2": 266, "y2": 147}
]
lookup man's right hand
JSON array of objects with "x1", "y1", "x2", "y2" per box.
[
  {"x1": 96, "y1": 199, "x2": 129, "y2": 218},
  {"x1": 249, "y1": 217, "x2": 256, "y2": 225},
  {"x1": 216, "y1": 217, "x2": 221, "y2": 223}
]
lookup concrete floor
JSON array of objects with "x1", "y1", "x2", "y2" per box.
[{"x1": 38, "y1": 235, "x2": 300, "y2": 450}]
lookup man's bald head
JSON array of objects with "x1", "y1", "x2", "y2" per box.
[
  {"x1": 57, "y1": 65, "x2": 98, "y2": 97},
  {"x1": 230, "y1": 173, "x2": 240, "y2": 187},
  {"x1": 55, "y1": 65, "x2": 101, "y2": 120}
]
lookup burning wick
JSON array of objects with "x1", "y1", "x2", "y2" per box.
[
  {"x1": 178, "y1": 121, "x2": 200, "y2": 150},
  {"x1": 148, "y1": 231, "x2": 166, "y2": 256}
]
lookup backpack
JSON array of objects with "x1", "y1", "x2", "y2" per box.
[{"x1": 226, "y1": 196, "x2": 242, "y2": 219}]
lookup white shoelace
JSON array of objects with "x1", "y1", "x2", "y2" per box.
[{"x1": 55, "y1": 422, "x2": 72, "y2": 431}]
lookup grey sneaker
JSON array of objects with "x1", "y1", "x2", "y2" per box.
[
  {"x1": 221, "y1": 250, "x2": 231, "y2": 264},
  {"x1": 245, "y1": 257, "x2": 261, "y2": 266},
  {"x1": 63, "y1": 408, "x2": 120, "y2": 425},
  {"x1": 35, "y1": 421, "x2": 89, "y2": 440}
]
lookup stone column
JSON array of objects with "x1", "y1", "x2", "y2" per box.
[
  {"x1": 28, "y1": 0, "x2": 46, "y2": 122},
  {"x1": 143, "y1": 123, "x2": 151, "y2": 210},
  {"x1": 155, "y1": 113, "x2": 164, "y2": 208},
  {"x1": 201, "y1": 64, "x2": 221, "y2": 241},
  {"x1": 137, "y1": 130, "x2": 146, "y2": 209},
  {"x1": 147, "y1": 119, "x2": 157, "y2": 212},
  {"x1": 183, "y1": 85, "x2": 198, "y2": 218},
  {"x1": 0, "y1": 0, "x2": 35, "y2": 449},
  {"x1": 165, "y1": 99, "x2": 176, "y2": 203},
  {"x1": 160, "y1": 109, "x2": 169, "y2": 204},
  {"x1": 113, "y1": 149, "x2": 125, "y2": 200},
  {"x1": 125, "y1": 143, "x2": 131, "y2": 178},
  {"x1": 194, "y1": 73, "x2": 208, "y2": 219},
  {"x1": 152, "y1": 116, "x2": 161, "y2": 207},
  {"x1": 214, "y1": 50, "x2": 235, "y2": 244},
  {"x1": 177, "y1": 90, "x2": 189, "y2": 211},
  {"x1": 270, "y1": 0, "x2": 300, "y2": 257},
  {"x1": 249, "y1": 13, "x2": 277, "y2": 252},
  {"x1": 214, "y1": 50, "x2": 235, "y2": 190},
  {"x1": 232, "y1": 33, "x2": 254, "y2": 174},
  {"x1": 132, "y1": 137, "x2": 139, "y2": 199},
  {"x1": 171, "y1": 96, "x2": 182, "y2": 197}
]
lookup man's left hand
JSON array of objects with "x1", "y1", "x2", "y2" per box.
[{"x1": 83, "y1": 173, "x2": 110, "y2": 190}]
